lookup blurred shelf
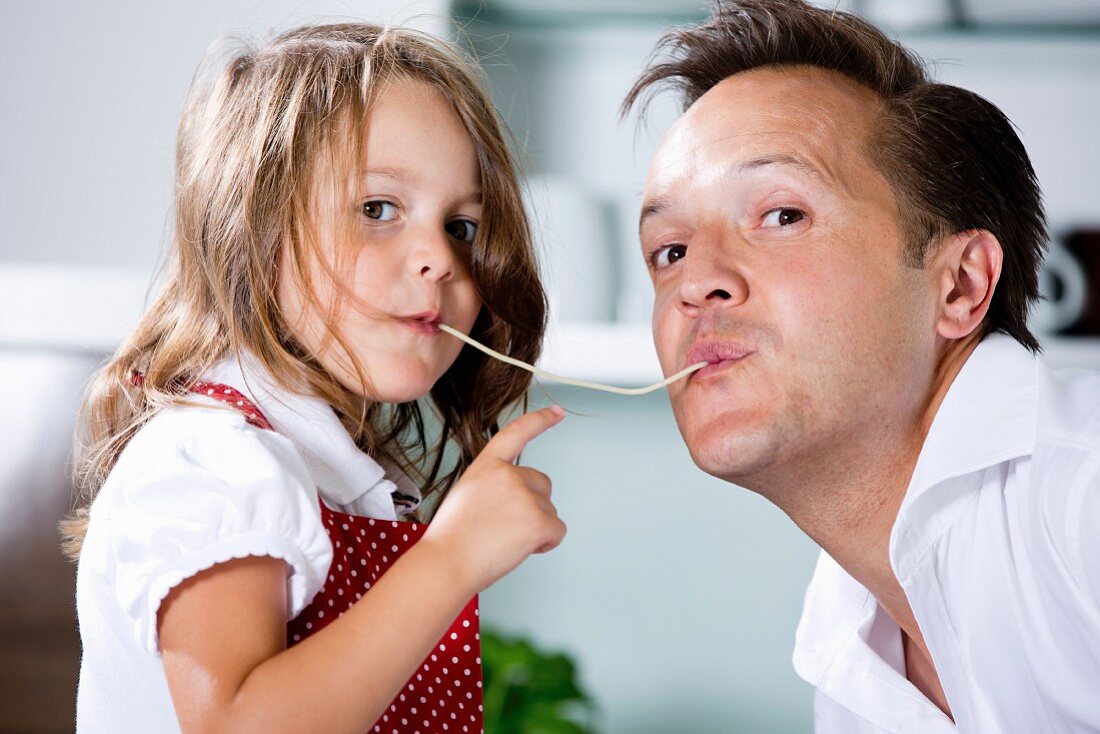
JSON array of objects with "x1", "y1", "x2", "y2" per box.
[
  {"x1": 1042, "y1": 336, "x2": 1100, "y2": 371},
  {"x1": 541, "y1": 319, "x2": 661, "y2": 387},
  {"x1": 452, "y1": 0, "x2": 707, "y2": 26},
  {"x1": 2, "y1": 263, "x2": 1099, "y2": 381},
  {"x1": 0, "y1": 263, "x2": 152, "y2": 355},
  {"x1": 453, "y1": 0, "x2": 1100, "y2": 36}
]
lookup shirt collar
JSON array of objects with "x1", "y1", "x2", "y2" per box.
[
  {"x1": 793, "y1": 552, "x2": 957, "y2": 731},
  {"x1": 793, "y1": 335, "x2": 1039, "y2": 727},
  {"x1": 891, "y1": 334, "x2": 1038, "y2": 579},
  {"x1": 203, "y1": 352, "x2": 404, "y2": 520}
]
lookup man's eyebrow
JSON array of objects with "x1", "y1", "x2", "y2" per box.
[
  {"x1": 639, "y1": 153, "x2": 836, "y2": 232},
  {"x1": 737, "y1": 153, "x2": 833, "y2": 184},
  {"x1": 639, "y1": 197, "x2": 671, "y2": 235}
]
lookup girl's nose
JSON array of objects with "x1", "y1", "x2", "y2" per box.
[
  {"x1": 408, "y1": 227, "x2": 456, "y2": 283},
  {"x1": 676, "y1": 229, "x2": 749, "y2": 317}
]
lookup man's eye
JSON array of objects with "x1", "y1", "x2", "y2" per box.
[
  {"x1": 362, "y1": 200, "x2": 398, "y2": 221},
  {"x1": 653, "y1": 244, "x2": 687, "y2": 269},
  {"x1": 445, "y1": 219, "x2": 477, "y2": 243},
  {"x1": 762, "y1": 208, "x2": 806, "y2": 227}
]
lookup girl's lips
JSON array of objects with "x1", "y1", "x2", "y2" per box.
[
  {"x1": 397, "y1": 309, "x2": 442, "y2": 335},
  {"x1": 400, "y1": 319, "x2": 441, "y2": 335}
]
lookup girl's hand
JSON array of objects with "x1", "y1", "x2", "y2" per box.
[{"x1": 423, "y1": 405, "x2": 567, "y2": 594}]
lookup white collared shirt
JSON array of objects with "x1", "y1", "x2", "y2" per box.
[
  {"x1": 75, "y1": 353, "x2": 420, "y2": 733},
  {"x1": 793, "y1": 335, "x2": 1100, "y2": 734}
]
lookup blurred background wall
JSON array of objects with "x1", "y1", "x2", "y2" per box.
[{"x1": 2, "y1": 1, "x2": 1099, "y2": 732}]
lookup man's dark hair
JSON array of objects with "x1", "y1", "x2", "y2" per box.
[{"x1": 624, "y1": 0, "x2": 1046, "y2": 351}]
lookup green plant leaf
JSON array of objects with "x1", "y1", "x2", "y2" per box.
[{"x1": 480, "y1": 628, "x2": 599, "y2": 734}]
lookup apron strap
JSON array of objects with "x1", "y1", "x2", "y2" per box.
[{"x1": 189, "y1": 381, "x2": 275, "y2": 431}]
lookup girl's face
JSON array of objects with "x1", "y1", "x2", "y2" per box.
[{"x1": 280, "y1": 79, "x2": 484, "y2": 403}]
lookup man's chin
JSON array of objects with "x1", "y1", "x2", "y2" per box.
[{"x1": 683, "y1": 425, "x2": 777, "y2": 484}]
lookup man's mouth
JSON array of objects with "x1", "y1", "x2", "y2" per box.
[{"x1": 686, "y1": 340, "x2": 753, "y2": 380}]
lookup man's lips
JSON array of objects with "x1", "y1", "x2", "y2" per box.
[{"x1": 686, "y1": 340, "x2": 753, "y2": 380}]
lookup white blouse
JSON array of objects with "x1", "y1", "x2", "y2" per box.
[{"x1": 75, "y1": 354, "x2": 420, "y2": 733}]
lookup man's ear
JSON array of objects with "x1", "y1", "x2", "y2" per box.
[{"x1": 933, "y1": 229, "x2": 1003, "y2": 340}]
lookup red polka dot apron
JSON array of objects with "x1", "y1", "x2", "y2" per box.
[{"x1": 192, "y1": 382, "x2": 484, "y2": 734}]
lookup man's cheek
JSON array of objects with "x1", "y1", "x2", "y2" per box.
[{"x1": 652, "y1": 303, "x2": 681, "y2": 373}]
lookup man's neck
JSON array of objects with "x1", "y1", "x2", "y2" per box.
[{"x1": 778, "y1": 333, "x2": 983, "y2": 711}]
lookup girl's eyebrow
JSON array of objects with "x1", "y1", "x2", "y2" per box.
[
  {"x1": 362, "y1": 166, "x2": 411, "y2": 181},
  {"x1": 361, "y1": 167, "x2": 481, "y2": 205}
]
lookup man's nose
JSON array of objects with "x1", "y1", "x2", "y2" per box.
[
  {"x1": 676, "y1": 229, "x2": 749, "y2": 316},
  {"x1": 408, "y1": 225, "x2": 456, "y2": 283}
]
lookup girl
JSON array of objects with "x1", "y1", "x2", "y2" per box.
[{"x1": 65, "y1": 22, "x2": 566, "y2": 734}]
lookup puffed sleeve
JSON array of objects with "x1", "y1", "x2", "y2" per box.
[{"x1": 100, "y1": 405, "x2": 333, "y2": 654}]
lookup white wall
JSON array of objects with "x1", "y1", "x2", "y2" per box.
[
  {"x1": 902, "y1": 33, "x2": 1100, "y2": 231},
  {"x1": 483, "y1": 386, "x2": 821, "y2": 734},
  {"x1": 0, "y1": 0, "x2": 448, "y2": 269}
]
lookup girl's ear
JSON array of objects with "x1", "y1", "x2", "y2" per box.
[{"x1": 933, "y1": 229, "x2": 1003, "y2": 340}]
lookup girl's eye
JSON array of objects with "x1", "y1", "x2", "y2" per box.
[
  {"x1": 362, "y1": 200, "x2": 398, "y2": 222},
  {"x1": 762, "y1": 208, "x2": 806, "y2": 228},
  {"x1": 445, "y1": 219, "x2": 478, "y2": 243},
  {"x1": 652, "y1": 244, "x2": 687, "y2": 269}
]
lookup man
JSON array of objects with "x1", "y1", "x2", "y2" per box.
[{"x1": 624, "y1": 1, "x2": 1100, "y2": 731}]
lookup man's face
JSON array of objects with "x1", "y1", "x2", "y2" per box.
[{"x1": 642, "y1": 66, "x2": 938, "y2": 492}]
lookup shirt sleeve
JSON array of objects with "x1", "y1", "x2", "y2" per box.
[{"x1": 102, "y1": 406, "x2": 333, "y2": 654}]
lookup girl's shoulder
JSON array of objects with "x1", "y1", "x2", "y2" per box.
[
  {"x1": 81, "y1": 398, "x2": 333, "y2": 654},
  {"x1": 99, "y1": 397, "x2": 316, "y2": 515},
  {"x1": 125, "y1": 396, "x2": 296, "y2": 466}
]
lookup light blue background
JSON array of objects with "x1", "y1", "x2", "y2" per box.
[{"x1": 482, "y1": 387, "x2": 820, "y2": 733}]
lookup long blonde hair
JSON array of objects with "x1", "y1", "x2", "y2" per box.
[{"x1": 62, "y1": 23, "x2": 546, "y2": 558}]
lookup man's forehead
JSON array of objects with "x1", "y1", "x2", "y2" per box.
[
  {"x1": 645, "y1": 67, "x2": 878, "y2": 196},
  {"x1": 687, "y1": 65, "x2": 881, "y2": 131}
]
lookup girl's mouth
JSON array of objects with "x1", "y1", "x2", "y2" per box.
[
  {"x1": 400, "y1": 319, "x2": 441, "y2": 335},
  {"x1": 397, "y1": 310, "x2": 442, "y2": 334}
]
